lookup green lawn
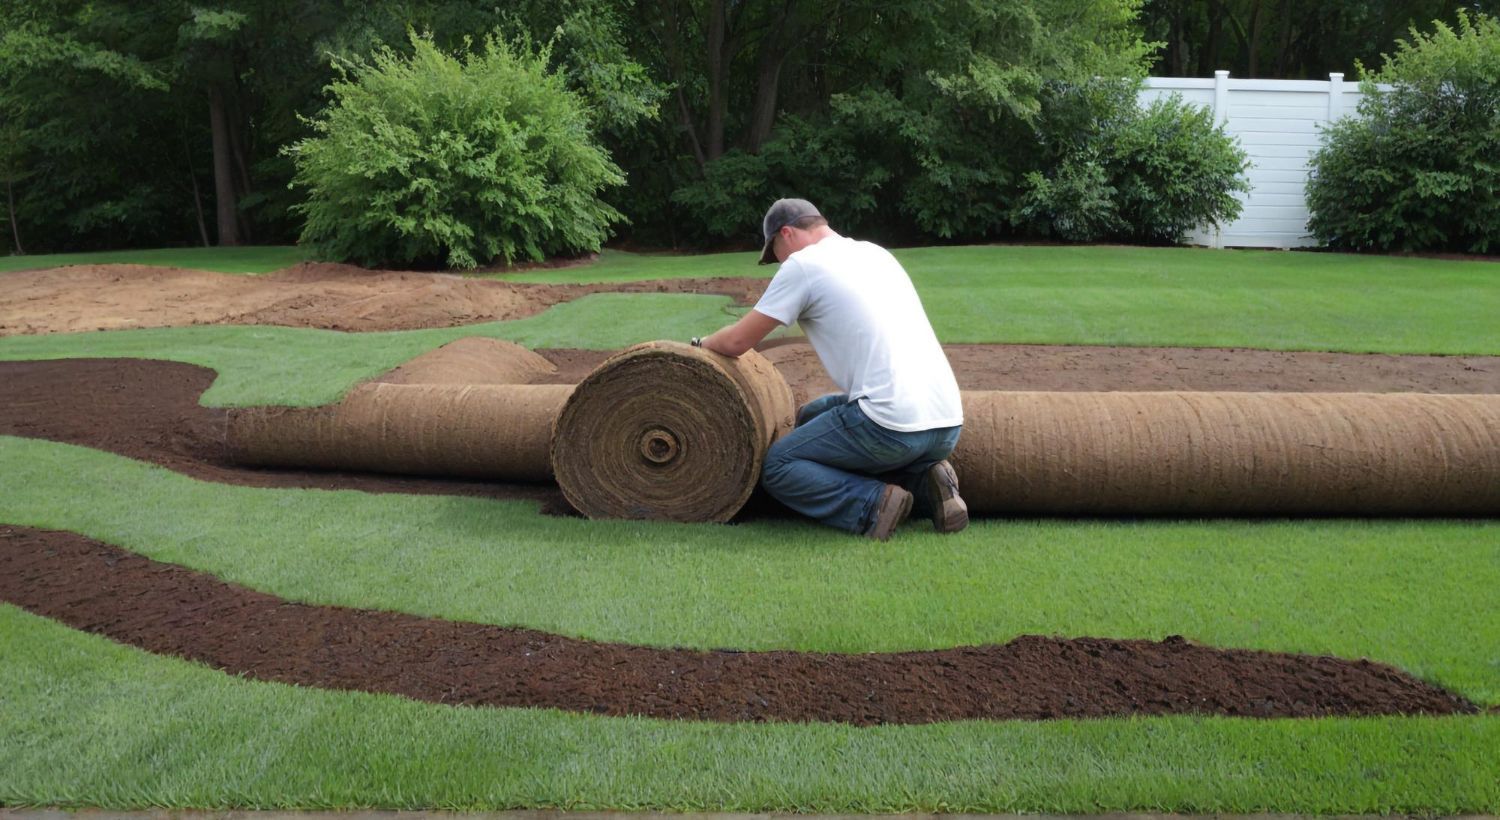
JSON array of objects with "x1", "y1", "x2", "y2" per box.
[
  {"x1": 0, "y1": 293, "x2": 739, "y2": 406},
  {"x1": 4, "y1": 604, "x2": 1495, "y2": 813},
  {"x1": 3, "y1": 437, "x2": 1496, "y2": 703},
  {"x1": 7, "y1": 243, "x2": 1497, "y2": 354},
  {"x1": 1, "y1": 244, "x2": 1497, "y2": 811}
]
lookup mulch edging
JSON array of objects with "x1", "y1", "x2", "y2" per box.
[{"x1": 0, "y1": 526, "x2": 1475, "y2": 724}]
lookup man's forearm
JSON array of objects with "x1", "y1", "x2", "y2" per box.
[
  {"x1": 700, "y1": 327, "x2": 750, "y2": 357},
  {"x1": 697, "y1": 310, "x2": 782, "y2": 358}
]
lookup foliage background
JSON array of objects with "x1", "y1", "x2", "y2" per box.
[
  {"x1": 0, "y1": 0, "x2": 1488, "y2": 258},
  {"x1": 1305, "y1": 11, "x2": 1500, "y2": 253}
]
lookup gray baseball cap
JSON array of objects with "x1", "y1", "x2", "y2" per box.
[{"x1": 759, "y1": 198, "x2": 821, "y2": 265}]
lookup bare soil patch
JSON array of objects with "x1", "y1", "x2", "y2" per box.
[
  {"x1": 0, "y1": 262, "x2": 768, "y2": 335},
  {"x1": 0, "y1": 525, "x2": 1474, "y2": 723},
  {"x1": 561, "y1": 342, "x2": 1500, "y2": 406}
]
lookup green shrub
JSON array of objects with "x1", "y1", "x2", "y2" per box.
[
  {"x1": 1307, "y1": 12, "x2": 1500, "y2": 253},
  {"x1": 1018, "y1": 95, "x2": 1249, "y2": 244},
  {"x1": 287, "y1": 33, "x2": 624, "y2": 269},
  {"x1": 668, "y1": 115, "x2": 892, "y2": 245}
]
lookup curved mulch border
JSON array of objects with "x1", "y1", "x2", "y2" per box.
[{"x1": 0, "y1": 526, "x2": 1475, "y2": 724}]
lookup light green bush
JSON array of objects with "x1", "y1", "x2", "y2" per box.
[
  {"x1": 1307, "y1": 12, "x2": 1500, "y2": 253},
  {"x1": 287, "y1": 32, "x2": 624, "y2": 269}
]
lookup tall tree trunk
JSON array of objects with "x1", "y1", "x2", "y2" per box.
[
  {"x1": 655, "y1": 0, "x2": 707, "y2": 172},
  {"x1": 1167, "y1": 4, "x2": 1184, "y2": 75},
  {"x1": 1273, "y1": 0, "x2": 1296, "y2": 77},
  {"x1": 189, "y1": 166, "x2": 210, "y2": 248},
  {"x1": 1201, "y1": 0, "x2": 1225, "y2": 75},
  {"x1": 6, "y1": 180, "x2": 23, "y2": 255},
  {"x1": 745, "y1": 45, "x2": 788, "y2": 153},
  {"x1": 208, "y1": 86, "x2": 240, "y2": 246},
  {"x1": 744, "y1": 2, "x2": 809, "y2": 154},
  {"x1": 704, "y1": 0, "x2": 728, "y2": 161},
  {"x1": 226, "y1": 86, "x2": 255, "y2": 242},
  {"x1": 1246, "y1": 0, "x2": 1265, "y2": 77}
]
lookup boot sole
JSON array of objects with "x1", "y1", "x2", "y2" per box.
[{"x1": 926, "y1": 461, "x2": 969, "y2": 534}]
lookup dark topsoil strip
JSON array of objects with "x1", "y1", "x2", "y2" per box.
[
  {"x1": 0, "y1": 358, "x2": 570, "y2": 507},
  {"x1": 0, "y1": 525, "x2": 1475, "y2": 723}
]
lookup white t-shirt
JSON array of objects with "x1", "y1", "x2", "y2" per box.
[{"x1": 753, "y1": 235, "x2": 963, "y2": 432}]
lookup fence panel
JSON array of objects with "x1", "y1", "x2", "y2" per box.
[{"x1": 1139, "y1": 71, "x2": 1379, "y2": 248}]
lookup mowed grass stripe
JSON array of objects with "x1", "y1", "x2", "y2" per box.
[
  {"x1": 0, "y1": 245, "x2": 311, "y2": 275},
  {"x1": 2, "y1": 437, "x2": 1495, "y2": 704},
  {"x1": 0, "y1": 293, "x2": 739, "y2": 406},
  {"x1": 2, "y1": 604, "x2": 1497, "y2": 813},
  {"x1": 7, "y1": 245, "x2": 1499, "y2": 355}
]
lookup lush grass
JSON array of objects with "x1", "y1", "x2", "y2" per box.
[
  {"x1": 3, "y1": 604, "x2": 1496, "y2": 813},
  {"x1": 506, "y1": 245, "x2": 1500, "y2": 353},
  {"x1": 3, "y1": 437, "x2": 1496, "y2": 706},
  {"x1": 0, "y1": 293, "x2": 737, "y2": 406},
  {"x1": 0, "y1": 245, "x2": 309, "y2": 274},
  {"x1": 10, "y1": 243, "x2": 1496, "y2": 354},
  {"x1": 630, "y1": 244, "x2": 1498, "y2": 355},
  {"x1": 3, "y1": 241, "x2": 1498, "y2": 810},
  {"x1": 495, "y1": 247, "x2": 763, "y2": 283},
  {"x1": 893, "y1": 245, "x2": 1500, "y2": 354}
]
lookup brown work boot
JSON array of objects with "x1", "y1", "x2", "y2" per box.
[
  {"x1": 864, "y1": 484, "x2": 914, "y2": 541},
  {"x1": 923, "y1": 460, "x2": 968, "y2": 534}
]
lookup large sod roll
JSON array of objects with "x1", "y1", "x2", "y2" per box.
[
  {"x1": 550, "y1": 341, "x2": 796, "y2": 522},
  {"x1": 227, "y1": 383, "x2": 573, "y2": 481},
  {"x1": 951, "y1": 391, "x2": 1500, "y2": 515},
  {"x1": 226, "y1": 337, "x2": 569, "y2": 481}
]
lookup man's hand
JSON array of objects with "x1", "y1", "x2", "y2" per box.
[{"x1": 699, "y1": 310, "x2": 782, "y2": 358}]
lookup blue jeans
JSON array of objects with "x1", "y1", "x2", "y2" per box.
[{"x1": 760, "y1": 393, "x2": 962, "y2": 534}]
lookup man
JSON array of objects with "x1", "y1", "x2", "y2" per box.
[{"x1": 694, "y1": 198, "x2": 966, "y2": 540}]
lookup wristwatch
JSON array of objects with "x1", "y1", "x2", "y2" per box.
[{"x1": 690, "y1": 337, "x2": 703, "y2": 347}]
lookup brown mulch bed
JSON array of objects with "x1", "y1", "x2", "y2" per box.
[{"x1": 0, "y1": 525, "x2": 1475, "y2": 724}]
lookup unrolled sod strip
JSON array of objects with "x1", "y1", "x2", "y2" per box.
[
  {"x1": 951, "y1": 391, "x2": 1500, "y2": 515},
  {"x1": 226, "y1": 338, "x2": 570, "y2": 482},
  {"x1": 550, "y1": 341, "x2": 796, "y2": 522},
  {"x1": 227, "y1": 383, "x2": 574, "y2": 482}
]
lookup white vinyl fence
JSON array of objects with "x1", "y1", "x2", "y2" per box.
[{"x1": 1139, "y1": 71, "x2": 1381, "y2": 249}]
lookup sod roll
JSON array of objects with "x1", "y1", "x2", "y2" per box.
[
  {"x1": 550, "y1": 341, "x2": 796, "y2": 522},
  {"x1": 227, "y1": 337, "x2": 569, "y2": 481},
  {"x1": 227, "y1": 383, "x2": 573, "y2": 481},
  {"x1": 951, "y1": 391, "x2": 1500, "y2": 515}
]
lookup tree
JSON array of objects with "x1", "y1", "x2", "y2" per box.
[{"x1": 1139, "y1": 0, "x2": 1485, "y2": 78}]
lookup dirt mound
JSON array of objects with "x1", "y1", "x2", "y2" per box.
[
  {"x1": 1, "y1": 525, "x2": 1474, "y2": 724},
  {"x1": 0, "y1": 262, "x2": 769, "y2": 335}
]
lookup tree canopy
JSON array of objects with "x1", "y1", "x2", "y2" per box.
[{"x1": 0, "y1": 0, "x2": 1480, "y2": 257}]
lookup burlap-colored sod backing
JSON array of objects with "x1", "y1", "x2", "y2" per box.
[
  {"x1": 550, "y1": 341, "x2": 796, "y2": 522},
  {"x1": 373, "y1": 337, "x2": 556, "y2": 385},
  {"x1": 952, "y1": 391, "x2": 1500, "y2": 515},
  {"x1": 227, "y1": 338, "x2": 570, "y2": 481}
]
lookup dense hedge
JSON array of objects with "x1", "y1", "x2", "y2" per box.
[
  {"x1": 1306, "y1": 12, "x2": 1500, "y2": 254},
  {"x1": 1018, "y1": 94, "x2": 1249, "y2": 244}
]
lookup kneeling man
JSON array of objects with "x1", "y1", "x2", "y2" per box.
[{"x1": 694, "y1": 198, "x2": 966, "y2": 540}]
